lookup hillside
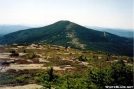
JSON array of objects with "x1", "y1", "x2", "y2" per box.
[{"x1": 0, "y1": 20, "x2": 133, "y2": 56}]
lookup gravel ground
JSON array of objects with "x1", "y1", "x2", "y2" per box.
[
  {"x1": 0, "y1": 64, "x2": 74, "y2": 72},
  {"x1": 0, "y1": 84, "x2": 42, "y2": 89}
]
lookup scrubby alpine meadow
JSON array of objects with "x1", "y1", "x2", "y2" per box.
[{"x1": 0, "y1": 42, "x2": 133, "y2": 89}]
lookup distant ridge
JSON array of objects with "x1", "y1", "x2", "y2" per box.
[
  {"x1": 88, "y1": 26, "x2": 134, "y2": 38},
  {"x1": 0, "y1": 25, "x2": 30, "y2": 36},
  {"x1": 0, "y1": 20, "x2": 133, "y2": 56}
]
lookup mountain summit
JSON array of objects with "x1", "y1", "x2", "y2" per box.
[{"x1": 0, "y1": 20, "x2": 133, "y2": 56}]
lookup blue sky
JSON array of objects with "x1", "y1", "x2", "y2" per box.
[{"x1": 0, "y1": 0, "x2": 133, "y2": 29}]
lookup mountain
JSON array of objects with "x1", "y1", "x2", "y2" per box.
[
  {"x1": 0, "y1": 21, "x2": 133, "y2": 56},
  {"x1": 0, "y1": 25, "x2": 30, "y2": 36},
  {"x1": 88, "y1": 26, "x2": 134, "y2": 38}
]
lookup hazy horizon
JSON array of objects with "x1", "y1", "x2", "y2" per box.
[
  {"x1": 0, "y1": 22, "x2": 133, "y2": 32},
  {"x1": 0, "y1": 0, "x2": 133, "y2": 30}
]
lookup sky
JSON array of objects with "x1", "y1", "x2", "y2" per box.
[{"x1": 0, "y1": 0, "x2": 133, "y2": 30}]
